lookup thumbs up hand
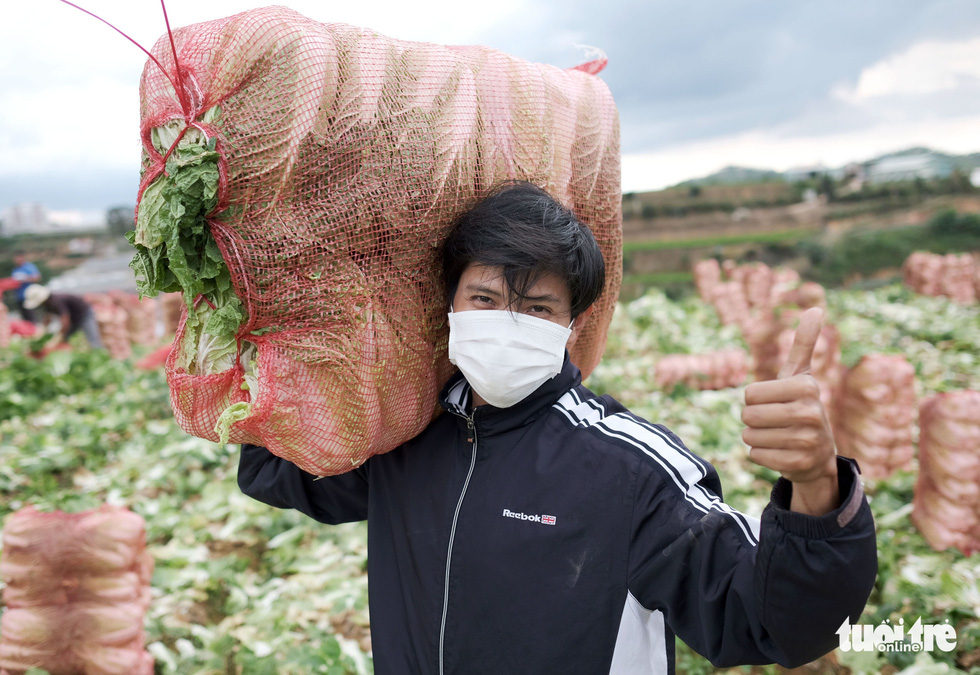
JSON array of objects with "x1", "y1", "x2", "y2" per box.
[{"x1": 741, "y1": 307, "x2": 840, "y2": 516}]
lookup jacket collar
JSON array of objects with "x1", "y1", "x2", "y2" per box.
[{"x1": 439, "y1": 352, "x2": 582, "y2": 437}]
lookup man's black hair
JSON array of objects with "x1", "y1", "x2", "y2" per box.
[{"x1": 442, "y1": 180, "x2": 605, "y2": 318}]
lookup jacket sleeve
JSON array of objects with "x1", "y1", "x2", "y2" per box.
[
  {"x1": 627, "y1": 452, "x2": 877, "y2": 668},
  {"x1": 237, "y1": 443, "x2": 370, "y2": 524}
]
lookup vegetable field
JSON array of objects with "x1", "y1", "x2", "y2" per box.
[{"x1": 2, "y1": 281, "x2": 979, "y2": 674}]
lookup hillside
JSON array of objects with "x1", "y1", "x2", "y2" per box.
[{"x1": 673, "y1": 146, "x2": 980, "y2": 188}]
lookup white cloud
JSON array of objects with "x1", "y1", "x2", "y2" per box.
[
  {"x1": 833, "y1": 36, "x2": 980, "y2": 102},
  {"x1": 0, "y1": 0, "x2": 527, "y2": 179},
  {"x1": 0, "y1": 77, "x2": 139, "y2": 174},
  {"x1": 5, "y1": 1, "x2": 980, "y2": 209},
  {"x1": 3, "y1": 1, "x2": 523, "y2": 62},
  {"x1": 621, "y1": 35, "x2": 980, "y2": 193}
]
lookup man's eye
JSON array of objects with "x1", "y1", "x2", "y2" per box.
[
  {"x1": 474, "y1": 295, "x2": 493, "y2": 304},
  {"x1": 528, "y1": 306, "x2": 551, "y2": 314}
]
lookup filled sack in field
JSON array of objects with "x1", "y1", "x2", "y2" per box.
[
  {"x1": 833, "y1": 354, "x2": 916, "y2": 479},
  {"x1": 109, "y1": 291, "x2": 159, "y2": 346},
  {"x1": 653, "y1": 349, "x2": 747, "y2": 392},
  {"x1": 131, "y1": 6, "x2": 622, "y2": 475},
  {"x1": 0, "y1": 505, "x2": 154, "y2": 675},
  {"x1": 85, "y1": 294, "x2": 129, "y2": 360},
  {"x1": 912, "y1": 390, "x2": 980, "y2": 555},
  {"x1": 903, "y1": 251, "x2": 979, "y2": 304}
]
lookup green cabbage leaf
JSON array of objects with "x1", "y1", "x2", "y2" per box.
[{"x1": 128, "y1": 107, "x2": 247, "y2": 377}]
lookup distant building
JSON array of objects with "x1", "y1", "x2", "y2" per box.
[
  {"x1": 2, "y1": 203, "x2": 47, "y2": 236},
  {"x1": 970, "y1": 167, "x2": 980, "y2": 188},
  {"x1": 865, "y1": 153, "x2": 953, "y2": 183},
  {"x1": 783, "y1": 165, "x2": 845, "y2": 182},
  {"x1": 0, "y1": 203, "x2": 107, "y2": 236}
]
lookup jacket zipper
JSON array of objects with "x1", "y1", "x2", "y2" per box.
[{"x1": 439, "y1": 414, "x2": 478, "y2": 675}]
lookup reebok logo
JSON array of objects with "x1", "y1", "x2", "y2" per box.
[{"x1": 502, "y1": 508, "x2": 556, "y2": 526}]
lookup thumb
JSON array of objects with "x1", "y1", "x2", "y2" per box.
[{"x1": 777, "y1": 307, "x2": 824, "y2": 379}]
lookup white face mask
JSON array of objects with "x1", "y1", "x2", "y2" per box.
[{"x1": 448, "y1": 309, "x2": 573, "y2": 408}]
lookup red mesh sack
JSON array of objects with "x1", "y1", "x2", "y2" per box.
[
  {"x1": 131, "y1": 7, "x2": 622, "y2": 476},
  {"x1": 0, "y1": 505, "x2": 154, "y2": 675},
  {"x1": 833, "y1": 354, "x2": 916, "y2": 479},
  {"x1": 912, "y1": 390, "x2": 980, "y2": 555},
  {"x1": 85, "y1": 294, "x2": 130, "y2": 360},
  {"x1": 109, "y1": 291, "x2": 159, "y2": 346},
  {"x1": 653, "y1": 349, "x2": 748, "y2": 392}
]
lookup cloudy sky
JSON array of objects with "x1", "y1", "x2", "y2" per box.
[{"x1": 2, "y1": 0, "x2": 980, "y2": 211}]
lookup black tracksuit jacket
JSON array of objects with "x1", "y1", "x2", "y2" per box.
[{"x1": 238, "y1": 356, "x2": 878, "y2": 674}]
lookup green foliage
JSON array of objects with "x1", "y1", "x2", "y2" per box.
[
  {"x1": 827, "y1": 285, "x2": 980, "y2": 387},
  {"x1": 129, "y1": 133, "x2": 226, "y2": 303},
  {"x1": 621, "y1": 273, "x2": 697, "y2": 302},
  {"x1": 622, "y1": 229, "x2": 812, "y2": 254},
  {"x1": 833, "y1": 174, "x2": 976, "y2": 205},
  {"x1": 0, "y1": 346, "x2": 150, "y2": 421},
  {"x1": 808, "y1": 227, "x2": 925, "y2": 286},
  {"x1": 804, "y1": 208, "x2": 980, "y2": 287},
  {"x1": 820, "y1": 173, "x2": 836, "y2": 199},
  {"x1": 928, "y1": 208, "x2": 980, "y2": 238}
]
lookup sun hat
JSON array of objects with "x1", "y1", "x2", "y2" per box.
[{"x1": 22, "y1": 284, "x2": 51, "y2": 310}]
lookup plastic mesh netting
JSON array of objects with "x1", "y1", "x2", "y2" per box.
[{"x1": 136, "y1": 6, "x2": 622, "y2": 475}]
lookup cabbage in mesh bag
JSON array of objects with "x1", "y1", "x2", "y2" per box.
[{"x1": 133, "y1": 6, "x2": 622, "y2": 475}]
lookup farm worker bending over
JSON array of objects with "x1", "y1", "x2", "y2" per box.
[
  {"x1": 11, "y1": 254, "x2": 42, "y2": 323},
  {"x1": 22, "y1": 284, "x2": 104, "y2": 352},
  {"x1": 238, "y1": 181, "x2": 877, "y2": 674}
]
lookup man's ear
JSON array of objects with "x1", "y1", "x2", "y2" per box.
[{"x1": 566, "y1": 304, "x2": 595, "y2": 350}]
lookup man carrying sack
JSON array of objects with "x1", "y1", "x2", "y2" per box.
[{"x1": 237, "y1": 181, "x2": 877, "y2": 674}]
